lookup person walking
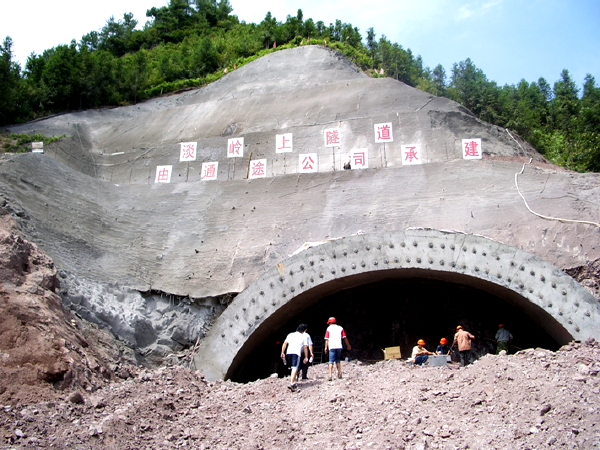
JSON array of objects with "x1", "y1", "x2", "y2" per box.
[
  {"x1": 453, "y1": 325, "x2": 475, "y2": 367},
  {"x1": 495, "y1": 323, "x2": 513, "y2": 354},
  {"x1": 324, "y1": 317, "x2": 351, "y2": 381},
  {"x1": 281, "y1": 324, "x2": 309, "y2": 391},
  {"x1": 299, "y1": 327, "x2": 314, "y2": 380}
]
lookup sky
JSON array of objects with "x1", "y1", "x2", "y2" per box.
[{"x1": 1, "y1": 0, "x2": 599, "y2": 90}]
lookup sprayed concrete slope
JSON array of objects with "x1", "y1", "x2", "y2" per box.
[{"x1": 1, "y1": 46, "x2": 599, "y2": 364}]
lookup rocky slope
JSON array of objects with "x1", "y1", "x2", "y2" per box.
[{"x1": 0, "y1": 208, "x2": 138, "y2": 406}]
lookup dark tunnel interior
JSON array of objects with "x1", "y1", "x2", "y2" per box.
[{"x1": 233, "y1": 277, "x2": 560, "y2": 382}]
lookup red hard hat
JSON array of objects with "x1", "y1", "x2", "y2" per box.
[
  {"x1": 440, "y1": 338, "x2": 448, "y2": 344},
  {"x1": 456, "y1": 325, "x2": 463, "y2": 331},
  {"x1": 417, "y1": 339, "x2": 426, "y2": 345},
  {"x1": 327, "y1": 317, "x2": 336, "y2": 324},
  {"x1": 498, "y1": 323, "x2": 504, "y2": 328}
]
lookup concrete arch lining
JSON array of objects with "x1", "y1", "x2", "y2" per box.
[{"x1": 195, "y1": 229, "x2": 600, "y2": 380}]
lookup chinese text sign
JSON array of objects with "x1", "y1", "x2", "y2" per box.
[
  {"x1": 249, "y1": 159, "x2": 267, "y2": 179},
  {"x1": 227, "y1": 137, "x2": 244, "y2": 158},
  {"x1": 201, "y1": 162, "x2": 219, "y2": 180},
  {"x1": 299, "y1": 153, "x2": 318, "y2": 173},
  {"x1": 374, "y1": 123, "x2": 393, "y2": 143},
  {"x1": 276, "y1": 133, "x2": 293, "y2": 153},
  {"x1": 462, "y1": 139, "x2": 482, "y2": 160},
  {"x1": 401, "y1": 144, "x2": 422, "y2": 165},
  {"x1": 179, "y1": 142, "x2": 197, "y2": 162},
  {"x1": 155, "y1": 165, "x2": 173, "y2": 183}
]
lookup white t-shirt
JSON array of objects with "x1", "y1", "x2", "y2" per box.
[
  {"x1": 324, "y1": 324, "x2": 347, "y2": 350},
  {"x1": 285, "y1": 331, "x2": 308, "y2": 356}
]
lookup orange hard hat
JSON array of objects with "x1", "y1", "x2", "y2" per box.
[
  {"x1": 456, "y1": 325, "x2": 463, "y2": 330},
  {"x1": 440, "y1": 338, "x2": 448, "y2": 344},
  {"x1": 327, "y1": 317, "x2": 336, "y2": 324},
  {"x1": 417, "y1": 339, "x2": 426, "y2": 345}
]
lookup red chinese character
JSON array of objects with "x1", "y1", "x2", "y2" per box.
[
  {"x1": 464, "y1": 141, "x2": 480, "y2": 157},
  {"x1": 302, "y1": 156, "x2": 315, "y2": 170},
  {"x1": 404, "y1": 147, "x2": 419, "y2": 163},
  {"x1": 353, "y1": 152, "x2": 366, "y2": 166},
  {"x1": 251, "y1": 161, "x2": 265, "y2": 176},
  {"x1": 203, "y1": 164, "x2": 217, "y2": 178},
  {"x1": 182, "y1": 143, "x2": 195, "y2": 159},
  {"x1": 377, "y1": 125, "x2": 391, "y2": 141},
  {"x1": 229, "y1": 140, "x2": 242, "y2": 155},
  {"x1": 326, "y1": 130, "x2": 340, "y2": 145},
  {"x1": 157, "y1": 167, "x2": 170, "y2": 181},
  {"x1": 278, "y1": 135, "x2": 291, "y2": 151}
]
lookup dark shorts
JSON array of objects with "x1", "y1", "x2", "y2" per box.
[
  {"x1": 287, "y1": 354, "x2": 301, "y2": 369},
  {"x1": 328, "y1": 348, "x2": 342, "y2": 364}
]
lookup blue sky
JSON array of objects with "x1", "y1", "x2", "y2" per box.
[{"x1": 2, "y1": 0, "x2": 598, "y2": 90}]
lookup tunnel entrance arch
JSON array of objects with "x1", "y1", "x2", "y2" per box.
[{"x1": 195, "y1": 229, "x2": 600, "y2": 380}]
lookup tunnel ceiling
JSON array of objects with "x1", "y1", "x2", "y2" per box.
[{"x1": 195, "y1": 229, "x2": 600, "y2": 381}]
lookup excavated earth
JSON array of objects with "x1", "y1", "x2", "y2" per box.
[{"x1": 1, "y1": 218, "x2": 599, "y2": 449}]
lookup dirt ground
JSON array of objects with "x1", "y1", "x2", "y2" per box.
[
  {"x1": 1, "y1": 343, "x2": 600, "y2": 449},
  {"x1": 1, "y1": 215, "x2": 600, "y2": 449}
]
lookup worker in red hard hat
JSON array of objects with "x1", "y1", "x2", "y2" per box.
[
  {"x1": 436, "y1": 337, "x2": 451, "y2": 356},
  {"x1": 409, "y1": 339, "x2": 434, "y2": 366},
  {"x1": 453, "y1": 325, "x2": 475, "y2": 367},
  {"x1": 324, "y1": 316, "x2": 351, "y2": 381},
  {"x1": 495, "y1": 323, "x2": 513, "y2": 354}
]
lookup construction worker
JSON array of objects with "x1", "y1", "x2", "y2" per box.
[
  {"x1": 281, "y1": 324, "x2": 309, "y2": 391},
  {"x1": 495, "y1": 323, "x2": 513, "y2": 354},
  {"x1": 324, "y1": 317, "x2": 351, "y2": 381},
  {"x1": 453, "y1": 325, "x2": 475, "y2": 367},
  {"x1": 410, "y1": 339, "x2": 434, "y2": 366},
  {"x1": 436, "y1": 338, "x2": 451, "y2": 356}
]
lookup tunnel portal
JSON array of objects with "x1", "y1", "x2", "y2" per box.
[{"x1": 194, "y1": 229, "x2": 600, "y2": 381}]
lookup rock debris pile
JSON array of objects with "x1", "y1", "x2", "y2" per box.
[{"x1": 2, "y1": 340, "x2": 600, "y2": 449}]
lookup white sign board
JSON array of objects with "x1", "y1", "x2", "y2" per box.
[
  {"x1": 201, "y1": 162, "x2": 219, "y2": 180},
  {"x1": 276, "y1": 133, "x2": 293, "y2": 153},
  {"x1": 374, "y1": 123, "x2": 393, "y2": 143},
  {"x1": 179, "y1": 142, "x2": 197, "y2": 161},
  {"x1": 155, "y1": 165, "x2": 173, "y2": 183},
  {"x1": 462, "y1": 139, "x2": 482, "y2": 160},
  {"x1": 351, "y1": 149, "x2": 369, "y2": 169},
  {"x1": 401, "y1": 144, "x2": 422, "y2": 165},
  {"x1": 299, "y1": 153, "x2": 318, "y2": 173},
  {"x1": 227, "y1": 137, "x2": 244, "y2": 158},
  {"x1": 249, "y1": 159, "x2": 267, "y2": 179},
  {"x1": 323, "y1": 128, "x2": 341, "y2": 147}
]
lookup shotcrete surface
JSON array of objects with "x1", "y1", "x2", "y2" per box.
[{"x1": 0, "y1": 45, "x2": 598, "y2": 369}]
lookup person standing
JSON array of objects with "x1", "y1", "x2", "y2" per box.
[
  {"x1": 281, "y1": 324, "x2": 309, "y2": 391},
  {"x1": 495, "y1": 323, "x2": 513, "y2": 354},
  {"x1": 453, "y1": 325, "x2": 475, "y2": 367},
  {"x1": 410, "y1": 339, "x2": 434, "y2": 366},
  {"x1": 299, "y1": 327, "x2": 314, "y2": 380},
  {"x1": 324, "y1": 317, "x2": 351, "y2": 381}
]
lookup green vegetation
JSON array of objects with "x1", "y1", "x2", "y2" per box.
[
  {"x1": 0, "y1": 0, "x2": 598, "y2": 172},
  {"x1": 0, "y1": 130, "x2": 64, "y2": 153}
]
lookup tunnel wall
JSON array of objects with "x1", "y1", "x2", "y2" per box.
[{"x1": 194, "y1": 229, "x2": 600, "y2": 380}]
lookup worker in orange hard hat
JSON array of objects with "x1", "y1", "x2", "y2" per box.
[
  {"x1": 324, "y1": 316, "x2": 351, "y2": 381},
  {"x1": 409, "y1": 339, "x2": 434, "y2": 366},
  {"x1": 436, "y1": 337, "x2": 451, "y2": 356},
  {"x1": 453, "y1": 325, "x2": 475, "y2": 367}
]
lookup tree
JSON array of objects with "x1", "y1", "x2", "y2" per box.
[
  {"x1": 551, "y1": 69, "x2": 579, "y2": 133},
  {"x1": 0, "y1": 37, "x2": 23, "y2": 125}
]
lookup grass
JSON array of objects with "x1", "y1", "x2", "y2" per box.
[{"x1": 0, "y1": 131, "x2": 65, "y2": 153}]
